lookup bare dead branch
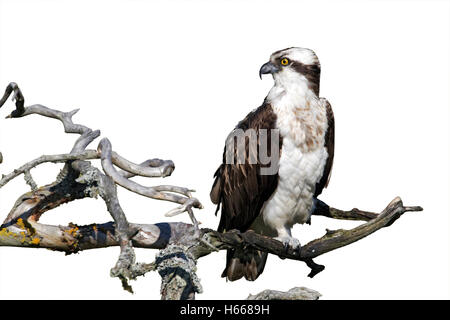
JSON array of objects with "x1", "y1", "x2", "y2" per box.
[
  {"x1": 312, "y1": 198, "x2": 379, "y2": 221},
  {"x1": 0, "y1": 196, "x2": 422, "y2": 276},
  {"x1": 0, "y1": 150, "x2": 176, "y2": 189},
  {"x1": 118, "y1": 158, "x2": 173, "y2": 179},
  {"x1": 112, "y1": 151, "x2": 175, "y2": 178},
  {"x1": 0, "y1": 82, "x2": 204, "y2": 294},
  {"x1": 0, "y1": 150, "x2": 98, "y2": 188},
  {"x1": 301, "y1": 197, "x2": 423, "y2": 260},
  {"x1": 156, "y1": 244, "x2": 203, "y2": 300},
  {"x1": 99, "y1": 138, "x2": 202, "y2": 208},
  {"x1": 193, "y1": 197, "x2": 422, "y2": 277},
  {"x1": 23, "y1": 170, "x2": 37, "y2": 191},
  {"x1": 247, "y1": 287, "x2": 321, "y2": 300},
  {"x1": 0, "y1": 82, "x2": 25, "y2": 117},
  {"x1": 0, "y1": 82, "x2": 423, "y2": 300}
]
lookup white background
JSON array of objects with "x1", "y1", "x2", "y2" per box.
[{"x1": 0, "y1": 0, "x2": 449, "y2": 300}]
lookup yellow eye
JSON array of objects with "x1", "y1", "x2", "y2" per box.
[{"x1": 280, "y1": 58, "x2": 289, "y2": 66}]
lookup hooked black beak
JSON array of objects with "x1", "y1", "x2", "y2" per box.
[{"x1": 259, "y1": 62, "x2": 280, "y2": 79}]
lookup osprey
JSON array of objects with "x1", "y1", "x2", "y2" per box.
[{"x1": 210, "y1": 47, "x2": 335, "y2": 281}]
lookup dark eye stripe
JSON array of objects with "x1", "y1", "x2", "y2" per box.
[{"x1": 291, "y1": 61, "x2": 321, "y2": 96}]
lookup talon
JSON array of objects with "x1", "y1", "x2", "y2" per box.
[{"x1": 275, "y1": 235, "x2": 301, "y2": 254}]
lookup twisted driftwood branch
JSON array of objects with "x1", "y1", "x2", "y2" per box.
[
  {"x1": 0, "y1": 83, "x2": 422, "y2": 299},
  {"x1": 0, "y1": 83, "x2": 203, "y2": 294}
]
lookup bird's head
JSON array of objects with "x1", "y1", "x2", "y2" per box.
[{"x1": 259, "y1": 47, "x2": 321, "y2": 95}]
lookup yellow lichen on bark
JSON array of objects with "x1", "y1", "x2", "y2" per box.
[
  {"x1": 16, "y1": 218, "x2": 26, "y2": 230},
  {"x1": 0, "y1": 227, "x2": 19, "y2": 239},
  {"x1": 65, "y1": 226, "x2": 79, "y2": 236},
  {"x1": 0, "y1": 220, "x2": 41, "y2": 246},
  {"x1": 30, "y1": 237, "x2": 41, "y2": 245}
]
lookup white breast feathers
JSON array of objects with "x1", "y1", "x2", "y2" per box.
[{"x1": 258, "y1": 81, "x2": 329, "y2": 234}]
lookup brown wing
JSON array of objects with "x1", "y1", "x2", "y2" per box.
[
  {"x1": 314, "y1": 98, "x2": 335, "y2": 197},
  {"x1": 210, "y1": 102, "x2": 281, "y2": 232}
]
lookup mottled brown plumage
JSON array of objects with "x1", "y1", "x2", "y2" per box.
[
  {"x1": 211, "y1": 102, "x2": 281, "y2": 233},
  {"x1": 210, "y1": 102, "x2": 281, "y2": 281},
  {"x1": 314, "y1": 99, "x2": 334, "y2": 197}
]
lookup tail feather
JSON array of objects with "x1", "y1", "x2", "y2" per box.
[{"x1": 222, "y1": 248, "x2": 268, "y2": 281}]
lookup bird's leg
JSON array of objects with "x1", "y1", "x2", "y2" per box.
[{"x1": 274, "y1": 227, "x2": 301, "y2": 255}]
